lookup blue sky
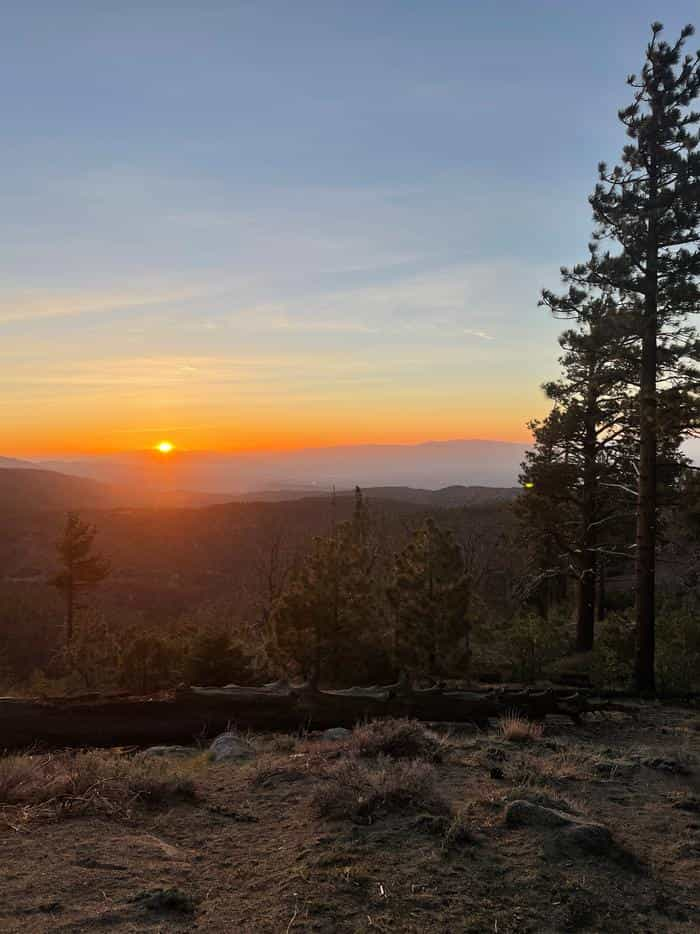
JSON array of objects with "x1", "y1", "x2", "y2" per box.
[{"x1": 1, "y1": 1, "x2": 698, "y2": 453}]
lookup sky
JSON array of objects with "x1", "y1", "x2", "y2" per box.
[{"x1": 2, "y1": 1, "x2": 698, "y2": 455}]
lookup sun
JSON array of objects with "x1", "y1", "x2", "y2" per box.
[{"x1": 155, "y1": 441, "x2": 175, "y2": 454}]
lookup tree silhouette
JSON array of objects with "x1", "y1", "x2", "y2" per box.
[
  {"x1": 271, "y1": 488, "x2": 384, "y2": 686},
  {"x1": 388, "y1": 518, "x2": 474, "y2": 677},
  {"x1": 542, "y1": 23, "x2": 700, "y2": 690},
  {"x1": 50, "y1": 512, "x2": 110, "y2": 648},
  {"x1": 520, "y1": 294, "x2": 637, "y2": 649}
]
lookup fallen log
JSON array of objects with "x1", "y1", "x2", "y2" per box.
[{"x1": 0, "y1": 683, "x2": 637, "y2": 751}]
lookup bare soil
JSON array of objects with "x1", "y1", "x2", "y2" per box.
[{"x1": 1, "y1": 705, "x2": 699, "y2": 933}]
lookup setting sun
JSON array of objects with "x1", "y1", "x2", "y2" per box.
[{"x1": 155, "y1": 441, "x2": 174, "y2": 454}]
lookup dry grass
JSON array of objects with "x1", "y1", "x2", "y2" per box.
[
  {"x1": 497, "y1": 711, "x2": 544, "y2": 744},
  {"x1": 312, "y1": 755, "x2": 448, "y2": 823},
  {"x1": 349, "y1": 718, "x2": 447, "y2": 762},
  {"x1": 0, "y1": 750, "x2": 195, "y2": 824}
]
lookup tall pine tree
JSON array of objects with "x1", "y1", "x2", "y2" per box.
[{"x1": 548, "y1": 24, "x2": 700, "y2": 690}]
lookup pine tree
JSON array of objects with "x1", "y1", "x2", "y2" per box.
[
  {"x1": 547, "y1": 24, "x2": 700, "y2": 690},
  {"x1": 388, "y1": 518, "x2": 474, "y2": 677},
  {"x1": 49, "y1": 512, "x2": 110, "y2": 648},
  {"x1": 519, "y1": 295, "x2": 637, "y2": 649},
  {"x1": 271, "y1": 488, "x2": 385, "y2": 685}
]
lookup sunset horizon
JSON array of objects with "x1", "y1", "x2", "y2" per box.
[{"x1": 9, "y1": 5, "x2": 694, "y2": 464}]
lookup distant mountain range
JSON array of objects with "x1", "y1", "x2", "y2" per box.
[
  {"x1": 0, "y1": 465, "x2": 519, "y2": 513},
  {"x1": 24, "y1": 439, "x2": 528, "y2": 494}
]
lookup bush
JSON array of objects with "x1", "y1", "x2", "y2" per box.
[
  {"x1": 350, "y1": 719, "x2": 446, "y2": 762},
  {"x1": 0, "y1": 750, "x2": 195, "y2": 821},
  {"x1": 312, "y1": 756, "x2": 447, "y2": 823}
]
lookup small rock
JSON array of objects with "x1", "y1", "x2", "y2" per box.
[
  {"x1": 141, "y1": 745, "x2": 198, "y2": 758},
  {"x1": 208, "y1": 732, "x2": 255, "y2": 762},
  {"x1": 320, "y1": 727, "x2": 352, "y2": 741}
]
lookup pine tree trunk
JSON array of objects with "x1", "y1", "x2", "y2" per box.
[
  {"x1": 635, "y1": 313, "x2": 657, "y2": 692},
  {"x1": 596, "y1": 562, "x2": 606, "y2": 622},
  {"x1": 635, "y1": 143, "x2": 659, "y2": 694},
  {"x1": 576, "y1": 569, "x2": 595, "y2": 652},
  {"x1": 65, "y1": 579, "x2": 74, "y2": 648},
  {"x1": 576, "y1": 406, "x2": 597, "y2": 651}
]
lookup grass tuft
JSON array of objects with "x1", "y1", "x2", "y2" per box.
[{"x1": 497, "y1": 711, "x2": 544, "y2": 744}]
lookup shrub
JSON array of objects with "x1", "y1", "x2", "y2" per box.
[
  {"x1": 350, "y1": 719, "x2": 446, "y2": 762},
  {"x1": 312, "y1": 756, "x2": 447, "y2": 823}
]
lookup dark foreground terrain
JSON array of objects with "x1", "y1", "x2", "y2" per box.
[{"x1": 1, "y1": 706, "x2": 699, "y2": 933}]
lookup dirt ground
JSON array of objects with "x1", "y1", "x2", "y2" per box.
[{"x1": 1, "y1": 704, "x2": 699, "y2": 933}]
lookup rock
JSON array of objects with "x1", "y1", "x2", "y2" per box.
[
  {"x1": 320, "y1": 727, "x2": 352, "y2": 741},
  {"x1": 489, "y1": 766, "x2": 504, "y2": 780},
  {"x1": 505, "y1": 799, "x2": 572, "y2": 828},
  {"x1": 141, "y1": 745, "x2": 198, "y2": 759},
  {"x1": 208, "y1": 732, "x2": 255, "y2": 762},
  {"x1": 506, "y1": 799, "x2": 612, "y2": 856}
]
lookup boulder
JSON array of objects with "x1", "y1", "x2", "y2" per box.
[
  {"x1": 505, "y1": 799, "x2": 612, "y2": 856},
  {"x1": 208, "y1": 732, "x2": 255, "y2": 762}
]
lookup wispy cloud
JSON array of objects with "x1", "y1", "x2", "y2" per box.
[{"x1": 0, "y1": 285, "x2": 209, "y2": 323}]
